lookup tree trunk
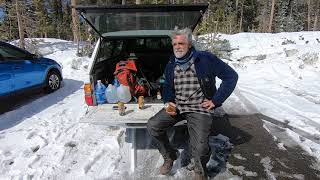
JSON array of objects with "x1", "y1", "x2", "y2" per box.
[
  {"x1": 121, "y1": 0, "x2": 126, "y2": 5},
  {"x1": 9, "y1": 19, "x2": 12, "y2": 40},
  {"x1": 57, "y1": 25, "x2": 61, "y2": 39},
  {"x1": 262, "y1": 4, "x2": 268, "y2": 32},
  {"x1": 268, "y1": 0, "x2": 276, "y2": 33},
  {"x1": 307, "y1": 0, "x2": 311, "y2": 31},
  {"x1": 71, "y1": 0, "x2": 79, "y2": 52},
  {"x1": 236, "y1": 0, "x2": 239, "y2": 10},
  {"x1": 314, "y1": 0, "x2": 320, "y2": 31},
  {"x1": 314, "y1": 11, "x2": 318, "y2": 31},
  {"x1": 239, "y1": 3, "x2": 244, "y2": 32},
  {"x1": 16, "y1": 0, "x2": 25, "y2": 49},
  {"x1": 71, "y1": 0, "x2": 79, "y2": 42},
  {"x1": 289, "y1": 4, "x2": 293, "y2": 19},
  {"x1": 214, "y1": 21, "x2": 218, "y2": 33}
]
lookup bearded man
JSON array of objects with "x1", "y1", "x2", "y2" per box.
[{"x1": 147, "y1": 28, "x2": 238, "y2": 180}]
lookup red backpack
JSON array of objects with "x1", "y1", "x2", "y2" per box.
[{"x1": 114, "y1": 59, "x2": 148, "y2": 97}]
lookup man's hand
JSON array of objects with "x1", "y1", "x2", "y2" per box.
[
  {"x1": 165, "y1": 102, "x2": 177, "y2": 116},
  {"x1": 201, "y1": 99, "x2": 215, "y2": 110}
]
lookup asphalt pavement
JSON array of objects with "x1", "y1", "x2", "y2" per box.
[{"x1": 224, "y1": 114, "x2": 320, "y2": 179}]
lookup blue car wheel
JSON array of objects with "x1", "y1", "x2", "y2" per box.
[{"x1": 44, "y1": 70, "x2": 61, "y2": 93}]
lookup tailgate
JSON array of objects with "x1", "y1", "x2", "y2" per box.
[{"x1": 81, "y1": 103, "x2": 164, "y2": 127}]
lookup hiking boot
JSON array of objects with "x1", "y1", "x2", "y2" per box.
[
  {"x1": 160, "y1": 150, "x2": 179, "y2": 175},
  {"x1": 186, "y1": 158, "x2": 195, "y2": 171},
  {"x1": 193, "y1": 170, "x2": 208, "y2": 180}
]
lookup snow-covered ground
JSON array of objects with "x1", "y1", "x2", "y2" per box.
[
  {"x1": 220, "y1": 32, "x2": 320, "y2": 161},
  {"x1": 0, "y1": 32, "x2": 320, "y2": 179}
]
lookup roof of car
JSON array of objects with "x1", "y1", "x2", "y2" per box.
[
  {"x1": 0, "y1": 41, "x2": 12, "y2": 46},
  {"x1": 0, "y1": 41, "x2": 31, "y2": 54},
  {"x1": 102, "y1": 30, "x2": 173, "y2": 38}
]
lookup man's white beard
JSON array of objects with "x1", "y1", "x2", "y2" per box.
[{"x1": 174, "y1": 50, "x2": 187, "y2": 58}]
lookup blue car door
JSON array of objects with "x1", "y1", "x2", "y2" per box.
[
  {"x1": 12, "y1": 59, "x2": 34, "y2": 90},
  {"x1": 0, "y1": 55, "x2": 14, "y2": 96},
  {"x1": 12, "y1": 57, "x2": 45, "y2": 89},
  {"x1": 0, "y1": 43, "x2": 43, "y2": 91}
]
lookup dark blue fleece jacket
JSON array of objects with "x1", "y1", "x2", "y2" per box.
[{"x1": 162, "y1": 50, "x2": 238, "y2": 107}]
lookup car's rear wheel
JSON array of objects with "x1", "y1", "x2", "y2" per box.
[{"x1": 44, "y1": 70, "x2": 61, "y2": 93}]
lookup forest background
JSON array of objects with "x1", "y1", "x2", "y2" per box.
[{"x1": 0, "y1": 0, "x2": 319, "y2": 53}]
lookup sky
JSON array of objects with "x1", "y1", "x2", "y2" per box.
[{"x1": 0, "y1": 32, "x2": 320, "y2": 179}]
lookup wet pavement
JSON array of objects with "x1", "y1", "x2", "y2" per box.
[{"x1": 225, "y1": 114, "x2": 320, "y2": 179}]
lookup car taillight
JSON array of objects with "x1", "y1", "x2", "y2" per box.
[
  {"x1": 85, "y1": 95, "x2": 94, "y2": 106},
  {"x1": 84, "y1": 83, "x2": 92, "y2": 94},
  {"x1": 84, "y1": 83, "x2": 94, "y2": 106}
]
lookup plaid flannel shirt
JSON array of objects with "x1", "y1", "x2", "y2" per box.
[{"x1": 174, "y1": 60, "x2": 214, "y2": 115}]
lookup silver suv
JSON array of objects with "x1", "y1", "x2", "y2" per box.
[{"x1": 77, "y1": 4, "x2": 208, "y2": 124}]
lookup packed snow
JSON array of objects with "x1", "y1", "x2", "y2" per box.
[{"x1": 1, "y1": 31, "x2": 320, "y2": 179}]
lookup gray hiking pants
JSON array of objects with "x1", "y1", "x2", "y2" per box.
[{"x1": 147, "y1": 109, "x2": 213, "y2": 173}]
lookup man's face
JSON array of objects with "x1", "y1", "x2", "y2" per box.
[{"x1": 172, "y1": 35, "x2": 191, "y2": 58}]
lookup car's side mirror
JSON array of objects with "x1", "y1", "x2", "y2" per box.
[
  {"x1": 33, "y1": 54, "x2": 40, "y2": 59},
  {"x1": 26, "y1": 54, "x2": 40, "y2": 60}
]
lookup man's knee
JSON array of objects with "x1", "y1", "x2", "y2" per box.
[{"x1": 147, "y1": 109, "x2": 168, "y2": 136}]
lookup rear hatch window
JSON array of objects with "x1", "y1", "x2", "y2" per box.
[{"x1": 76, "y1": 4, "x2": 208, "y2": 36}]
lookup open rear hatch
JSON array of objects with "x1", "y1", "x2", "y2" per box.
[
  {"x1": 78, "y1": 4, "x2": 208, "y2": 126},
  {"x1": 76, "y1": 4, "x2": 208, "y2": 37}
]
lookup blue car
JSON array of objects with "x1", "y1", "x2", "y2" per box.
[{"x1": 0, "y1": 41, "x2": 62, "y2": 97}]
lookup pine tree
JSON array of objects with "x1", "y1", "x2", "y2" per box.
[
  {"x1": 71, "y1": 0, "x2": 80, "y2": 54},
  {"x1": 0, "y1": 0, "x2": 18, "y2": 41},
  {"x1": 50, "y1": 0, "x2": 63, "y2": 38},
  {"x1": 61, "y1": 1, "x2": 72, "y2": 40},
  {"x1": 255, "y1": 0, "x2": 270, "y2": 32},
  {"x1": 273, "y1": 0, "x2": 305, "y2": 32},
  {"x1": 16, "y1": 0, "x2": 25, "y2": 48},
  {"x1": 12, "y1": 0, "x2": 37, "y2": 48},
  {"x1": 32, "y1": 0, "x2": 50, "y2": 38}
]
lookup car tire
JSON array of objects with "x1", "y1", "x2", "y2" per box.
[{"x1": 44, "y1": 70, "x2": 61, "y2": 93}]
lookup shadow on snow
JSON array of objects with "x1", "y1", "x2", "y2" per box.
[{"x1": 0, "y1": 79, "x2": 83, "y2": 131}]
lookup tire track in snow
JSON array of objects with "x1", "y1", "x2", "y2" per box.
[
  {"x1": 236, "y1": 86, "x2": 320, "y2": 145},
  {"x1": 238, "y1": 86, "x2": 320, "y2": 130},
  {"x1": 270, "y1": 63, "x2": 320, "y2": 104},
  {"x1": 233, "y1": 87, "x2": 260, "y2": 114},
  {"x1": 283, "y1": 86, "x2": 320, "y2": 104}
]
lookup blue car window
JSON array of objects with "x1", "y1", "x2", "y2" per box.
[
  {"x1": 0, "y1": 45, "x2": 29, "y2": 60},
  {"x1": 0, "y1": 52, "x2": 3, "y2": 61}
]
